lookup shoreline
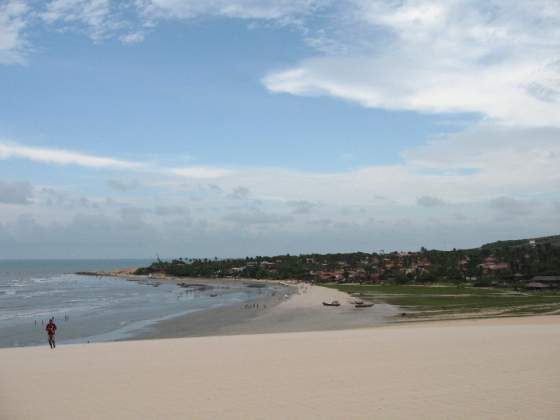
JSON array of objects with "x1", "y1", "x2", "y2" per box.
[
  {"x1": 79, "y1": 269, "x2": 402, "y2": 340},
  {"x1": 0, "y1": 272, "x2": 298, "y2": 350},
  {"x1": 132, "y1": 282, "x2": 400, "y2": 340}
]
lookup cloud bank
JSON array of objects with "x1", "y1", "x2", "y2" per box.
[
  {"x1": 3, "y1": 124, "x2": 560, "y2": 214},
  {"x1": 1, "y1": 0, "x2": 559, "y2": 256},
  {"x1": 264, "y1": 0, "x2": 560, "y2": 127}
]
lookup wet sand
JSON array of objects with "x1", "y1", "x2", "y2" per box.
[
  {"x1": 134, "y1": 283, "x2": 400, "y2": 339},
  {"x1": 2, "y1": 315, "x2": 559, "y2": 420}
]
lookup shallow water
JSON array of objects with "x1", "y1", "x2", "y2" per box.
[{"x1": 0, "y1": 260, "x2": 270, "y2": 348}]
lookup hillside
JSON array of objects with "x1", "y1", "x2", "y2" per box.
[
  {"x1": 481, "y1": 234, "x2": 560, "y2": 250},
  {"x1": 136, "y1": 233, "x2": 560, "y2": 285}
]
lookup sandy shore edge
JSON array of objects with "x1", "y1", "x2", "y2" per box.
[
  {"x1": 131, "y1": 281, "x2": 400, "y2": 340},
  {"x1": 75, "y1": 271, "x2": 401, "y2": 340}
]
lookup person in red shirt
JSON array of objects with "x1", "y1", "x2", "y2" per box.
[{"x1": 46, "y1": 318, "x2": 57, "y2": 349}]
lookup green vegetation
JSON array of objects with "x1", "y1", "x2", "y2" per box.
[
  {"x1": 326, "y1": 283, "x2": 560, "y2": 319},
  {"x1": 135, "y1": 234, "x2": 560, "y2": 286},
  {"x1": 134, "y1": 234, "x2": 560, "y2": 321},
  {"x1": 134, "y1": 255, "x2": 312, "y2": 280}
]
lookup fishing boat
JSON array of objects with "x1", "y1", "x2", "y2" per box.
[
  {"x1": 354, "y1": 303, "x2": 374, "y2": 308},
  {"x1": 322, "y1": 300, "x2": 341, "y2": 307}
]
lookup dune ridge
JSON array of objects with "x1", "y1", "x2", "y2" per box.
[{"x1": 1, "y1": 316, "x2": 559, "y2": 419}]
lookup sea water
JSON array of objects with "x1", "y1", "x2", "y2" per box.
[{"x1": 0, "y1": 260, "x2": 271, "y2": 348}]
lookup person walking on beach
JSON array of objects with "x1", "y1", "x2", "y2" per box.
[{"x1": 46, "y1": 318, "x2": 57, "y2": 349}]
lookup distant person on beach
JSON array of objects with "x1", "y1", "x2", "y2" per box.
[{"x1": 46, "y1": 318, "x2": 57, "y2": 349}]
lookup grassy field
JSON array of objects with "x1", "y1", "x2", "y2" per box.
[{"x1": 325, "y1": 284, "x2": 560, "y2": 319}]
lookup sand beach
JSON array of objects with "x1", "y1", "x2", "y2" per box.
[
  {"x1": 134, "y1": 283, "x2": 400, "y2": 339},
  {"x1": 1, "y1": 282, "x2": 559, "y2": 419}
]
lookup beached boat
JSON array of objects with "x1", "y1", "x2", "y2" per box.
[
  {"x1": 323, "y1": 300, "x2": 341, "y2": 307},
  {"x1": 354, "y1": 303, "x2": 374, "y2": 308},
  {"x1": 245, "y1": 283, "x2": 267, "y2": 288}
]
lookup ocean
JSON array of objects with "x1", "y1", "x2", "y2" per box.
[{"x1": 0, "y1": 259, "x2": 271, "y2": 348}]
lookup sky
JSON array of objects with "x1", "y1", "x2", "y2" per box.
[{"x1": 0, "y1": 0, "x2": 559, "y2": 258}]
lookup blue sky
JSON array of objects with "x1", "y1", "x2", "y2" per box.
[
  {"x1": 1, "y1": 16, "x2": 451, "y2": 173},
  {"x1": 0, "y1": 0, "x2": 559, "y2": 258}
]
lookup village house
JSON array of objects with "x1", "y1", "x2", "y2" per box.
[
  {"x1": 418, "y1": 258, "x2": 431, "y2": 267},
  {"x1": 260, "y1": 261, "x2": 276, "y2": 269},
  {"x1": 479, "y1": 257, "x2": 510, "y2": 273},
  {"x1": 311, "y1": 271, "x2": 343, "y2": 282}
]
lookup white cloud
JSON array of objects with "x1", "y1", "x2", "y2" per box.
[
  {"x1": 135, "y1": 0, "x2": 323, "y2": 22},
  {"x1": 0, "y1": 0, "x2": 29, "y2": 64},
  {"x1": 119, "y1": 30, "x2": 145, "y2": 44},
  {"x1": 0, "y1": 0, "x2": 328, "y2": 63},
  {"x1": 8, "y1": 0, "x2": 560, "y2": 135},
  {"x1": 0, "y1": 140, "x2": 233, "y2": 180},
  {"x1": 264, "y1": 0, "x2": 560, "y2": 127},
  {"x1": 3, "y1": 123, "x2": 560, "y2": 225},
  {"x1": 0, "y1": 0, "x2": 326, "y2": 62},
  {"x1": 169, "y1": 166, "x2": 231, "y2": 179},
  {"x1": 0, "y1": 141, "x2": 144, "y2": 170},
  {"x1": 41, "y1": 0, "x2": 115, "y2": 40},
  {"x1": 4, "y1": 124, "x2": 559, "y2": 256},
  {"x1": 207, "y1": 124, "x2": 560, "y2": 207}
]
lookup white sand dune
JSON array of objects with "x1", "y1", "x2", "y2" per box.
[{"x1": 2, "y1": 316, "x2": 559, "y2": 420}]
